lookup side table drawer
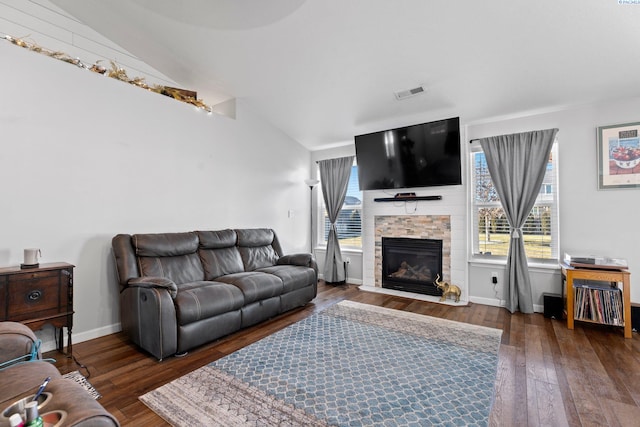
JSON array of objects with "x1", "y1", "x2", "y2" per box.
[{"x1": 7, "y1": 271, "x2": 69, "y2": 320}]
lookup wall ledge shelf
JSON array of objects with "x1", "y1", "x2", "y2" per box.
[{"x1": 374, "y1": 196, "x2": 442, "y2": 202}]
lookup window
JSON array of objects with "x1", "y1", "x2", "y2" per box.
[
  {"x1": 471, "y1": 143, "x2": 559, "y2": 262},
  {"x1": 320, "y1": 164, "x2": 362, "y2": 249}
]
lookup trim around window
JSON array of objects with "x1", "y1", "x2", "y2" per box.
[
  {"x1": 317, "y1": 163, "x2": 362, "y2": 250},
  {"x1": 469, "y1": 141, "x2": 560, "y2": 263}
]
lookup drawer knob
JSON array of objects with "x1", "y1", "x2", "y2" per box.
[{"x1": 28, "y1": 290, "x2": 42, "y2": 301}]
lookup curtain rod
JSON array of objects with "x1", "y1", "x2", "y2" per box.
[{"x1": 468, "y1": 128, "x2": 559, "y2": 144}]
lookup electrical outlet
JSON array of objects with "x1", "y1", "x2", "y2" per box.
[
  {"x1": 344, "y1": 257, "x2": 351, "y2": 264},
  {"x1": 491, "y1": 272, "x2": 498, "y2": 284}
]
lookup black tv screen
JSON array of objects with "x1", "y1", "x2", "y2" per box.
[{"x1": 355, "y1": 117, "x2": 461, "y2": 191}]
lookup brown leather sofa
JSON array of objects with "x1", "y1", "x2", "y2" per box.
[
  {"x1": 112, "y1": 228, "x2": 318, "y2": 360},
  {"x1": 0, "y1": 322, "x2": 119, "y2": 427}
]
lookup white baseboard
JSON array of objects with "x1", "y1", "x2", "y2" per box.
[
  {"x1": 359, "y1": 285, "x2": 469, "y2": 306},
  {"x1": 469, "y1": 296, "x2": 543, "y2": 313},
  {"x1": 318, "y1": 274, "x2": 363, "y2": 285},
  {"x1": 469, "y1": 296, "x2": 505, "y2": 308},
  {"x1": 35, "y1": 323, "x2": 121, "y2": 354}
]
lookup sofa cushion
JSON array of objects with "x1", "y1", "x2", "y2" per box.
[
  {"x1": 133, "y1": 232, "x2": 199, "y2": 257},
  {"x1": 215, "y1": 272, "x2": 284, "y2": 304},
  {"x1": 236, "y1": 229, "x2": 279, "y2": 271},
  {"x1": 235, "y1": 228, "x2": 274, "y2": 247},
  {"x1": 138, "y1": 254, "x2": 204, "y2": 285},
  {"x1": 0, "y1": 321, "x2": 40, "y2": 363},
  {"x1": 257, "y1": 265, "x2": 317, "y2": 293},
  {"x1": 199, "y1": 247, "x2": 245, "y2": 279},
  {"x1": 174, "y1": 281, "x2": 244, "y2": 325},
  {"x1": 0, "y1": 361, "x2": 61, "y2": 404},
  {"x1": 197, "y1": 230, "x2": 244, "y2": 278},
  {"x1": 133, "y1": 232, "x2": 204, "y2": 284},
  {"x1": 197, "y1": 229, "x2": 237, "y2": 248},
  {"x1": 238, "y1": 246, "x2": 279, "y2": 271}
]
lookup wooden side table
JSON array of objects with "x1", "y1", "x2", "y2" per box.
[
  {"x1": 561, "y1": 263, "x2": 631, "y2": 339},
  {"x1": 0, "y1": 262, "x2": 74, "y2": 355}
]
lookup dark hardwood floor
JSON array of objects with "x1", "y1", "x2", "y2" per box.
[{"x1": 46, "y1": 281, "x2": 640, "y2": 426}]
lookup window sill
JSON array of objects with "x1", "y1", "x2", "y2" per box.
[{"x1": 469, "y1": 256, "x2": 560, "y2": 271}]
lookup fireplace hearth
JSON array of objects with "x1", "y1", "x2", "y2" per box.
[{"x1": 382, "y1": 237, "x2": 443, "y2": 296}]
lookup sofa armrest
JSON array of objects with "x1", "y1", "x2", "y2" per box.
[
  {"x1": 0, "y1": 321, "x2": 40, "y2": 365},
  {"x1": 47, "y1": 378, "x2": 120, "y2": 426},
  {"x1": 127, "y1": 277, "x2": 178, "y2": 299},
  {"x1": 277, "y1": 254, "x2": 318, "y2": 272}
]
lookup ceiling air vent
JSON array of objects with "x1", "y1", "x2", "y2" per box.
[{"x1": 394, "y1": 85, "x2": 426, "y2": 100}]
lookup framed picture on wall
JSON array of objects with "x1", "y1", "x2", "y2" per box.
[{"x1": 597, "y1": 121, "x2": 640, "y2": 189}]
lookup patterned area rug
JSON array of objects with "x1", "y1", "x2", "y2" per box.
[
  {"x1": 140, "y1": 301, "x2": 502, "y2": 426},
  {"x1": 62, "y1": 370, "x2": 101, "y2": 399}
]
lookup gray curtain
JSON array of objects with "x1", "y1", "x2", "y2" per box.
[
  {"x1": 319, "y1": 156, "x2": 354, "y2": 283},
  {"x1": 479, "y1": 128, "x2": 558, "y2": 313}
]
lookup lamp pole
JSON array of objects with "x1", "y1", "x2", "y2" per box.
[{"x1": 304, "y1": 179, "x2": 319, "y2": 253}]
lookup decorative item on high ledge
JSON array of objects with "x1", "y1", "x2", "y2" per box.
[
  {"x1": 597, "y1": 121, "x2": 640, "y2": 189},
  {"x1": 2, "y1": 34, "x2": 212, "y2": 113}
]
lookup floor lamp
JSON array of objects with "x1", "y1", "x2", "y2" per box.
[{"x1": 304, "y1": 178, "x2": 319, "y2": 253}]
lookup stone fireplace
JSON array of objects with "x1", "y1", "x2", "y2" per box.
[{"x1": 374, "y1": 215, "x2": 451, "y2": 291}]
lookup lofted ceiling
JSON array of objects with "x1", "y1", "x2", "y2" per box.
[{"x1": 51, "y1": 0, "x2": 640, "y2": 150}]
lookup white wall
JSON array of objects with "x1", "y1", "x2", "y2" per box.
[
  {"x1": 467, "y1": 99, "x2": 640, "y2": 307},
  {"x1": 0, "y1": 0, "x2": 177, "y2": 88},
  {"x1": 316, "y1": 98, "x2": 640, "y2": 311},
  {"x1": 0, "y1": 40, "x2": 312, "y2": 349}
]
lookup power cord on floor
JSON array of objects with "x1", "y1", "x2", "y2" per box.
[
  {"x1": 71, "y1": 353, "x2": 91, "y2": 379},
  {"x1": 345, "y1": 260, "x2": 348, "y2": 284},
  {"x1": 343, "y1": 259, "x2": 350, "y2": 284},
  {"x1": 54, "y1": 328, "x2": 91, "y2": 379}
]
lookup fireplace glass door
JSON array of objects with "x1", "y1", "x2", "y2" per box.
[{"x1": 382, "y1": 237, "x2": 443, "y2": 296}]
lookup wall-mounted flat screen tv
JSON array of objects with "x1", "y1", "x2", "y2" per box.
[{"x1": 355, "y1": 117, "x2": 461, "y2": 191}]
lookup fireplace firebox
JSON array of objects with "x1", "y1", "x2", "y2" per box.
[{"x1": 382, "y1": 237, "x2": 443, "y2": 296}]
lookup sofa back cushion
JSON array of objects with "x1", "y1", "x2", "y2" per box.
[
  {"x1": 235, "y1": 229, "x2": 279, "y2": 271},
  {"x1": 132, "y1": 232, "x2": 204, "y2": 285},
  {"x1": 197, "y1": 230, "x2": 245, "y2": 279}
]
